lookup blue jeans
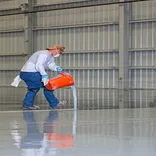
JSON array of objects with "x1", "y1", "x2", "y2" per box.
[{"x1": 20, "y1": 72, "x2": 59, "y2": 108}]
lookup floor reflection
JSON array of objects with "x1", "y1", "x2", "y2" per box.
[
  {"x1": 12, "y1": 111, "x2": 74, "y2": 156},
  {"x1": 7, "y1": 109, "x2": 156, "y2": 156}
]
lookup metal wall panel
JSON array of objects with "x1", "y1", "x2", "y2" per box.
[
  {"x1": 0, "y1": 0, "x2": 27, "y2": 10},
  {"x1": 33, "y1": 1, "x2": 119, "y2": 109},
  {"x1": 36, "y1": 0, "x2": 100, "y2": 5},
  {"x1": 129, "y1": 1, "x2": 156, "y2": 108},
  {"x1": 131, "y1": 22, "x2": 156, "y2": 49},
  {"x1": 0, "y1": 70, "x2": 26, "y2": 106},
  {"x1": 0, "y1": 0, "x2": 27, "y2": 108},
  {"x1": 55, "y1": 52, "x2": 118, "y2": 68},
  {"x1": 34, "y1": 0, "x2": 119, "y2": 110},
  {"x1": 0, "y1": 56, "x2": 27, "y2": 70},
  {"x1": 0, "y1": 71, "x2": 25, "y2": 87},
  {"x1": 129, "y1": 69, "x2": 156, "y2": 89},
  {"x1": 0, "y1": 32, "x2": 25, "y2": 55},
  {"x1": 129, "y1": 90, "x2": 156, "y2": 108},
  {"x1": 132, "y1": 0, "x2": 156, "y2": 20},
  {"x1": 36, "y1": 5, "x2": 118, "y2": 27},
  {"x1": 0, "y1": 15, "x2": 25, "y2": 30},
  {"x1": 129, "y1": 51, "x2": 155, "y2": 67},
  {"x1": 34, "y1": 26, "x2": 119, "y2": 51},
  {"x1": 0, "y1": 87, "x2": 26, "y2": 104}
]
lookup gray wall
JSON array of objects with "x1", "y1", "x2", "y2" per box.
[{"x1": 0, "y1": 0, "x2": 155, "y2": 110}]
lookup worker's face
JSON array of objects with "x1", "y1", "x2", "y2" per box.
[{"x1": 49, "y1": 49, "x2": 61, "y2": 57}]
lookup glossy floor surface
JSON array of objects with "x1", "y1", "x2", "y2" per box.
[{"x1": 0, "y1": 108, "x2": 156, "y2": 156}]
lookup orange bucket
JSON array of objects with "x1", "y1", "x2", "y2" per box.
[{"x1": 45, "y1": 73, "x2": 74, "y2": 90}]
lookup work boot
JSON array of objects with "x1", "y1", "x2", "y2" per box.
[
  {"x1": 51, "y1": 100, "x2": 68, "y2": 109},
  {"x1": 23, "y1": 105, "x2": 40, "y2": 110}
]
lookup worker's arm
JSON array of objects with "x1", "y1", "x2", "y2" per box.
[{"x1": 35, "y1": 54, "x2": 48, "y2": 75}]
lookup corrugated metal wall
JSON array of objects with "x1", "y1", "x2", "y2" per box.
[
  {"x1": 34, "y1": 2, "x2": 119, "y2": 109},
  {"x1": 129, "y1": 0, "x2": 156, "y2": 108},
  {"x1": 0, "y1": 0, "x2": 27, "y2": 10},
  {"x1": 0, "y1": 0, "x2": 27, "y2": 109},
  {"x1": 36, "y1": 0, "x2": 90, "y2": 5},
  {"x1": 0, "y1": 0, "x2": 155, "y2": 110}
]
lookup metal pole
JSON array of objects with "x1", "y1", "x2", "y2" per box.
[
  {"x1": 118, "y1": 0, "x2": 131, "y2": 108},
  {"x1": 25, "y1": 0, "x2": 36, "y2": 56}
]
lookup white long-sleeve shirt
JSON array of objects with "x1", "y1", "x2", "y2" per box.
[{"x1": 21, "y1": 50, "x2": 58, "y2": 75}]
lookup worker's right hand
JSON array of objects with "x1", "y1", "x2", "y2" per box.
[
  {"x1": 41, "y1": 74, "x2": 49, "y2": 86},
  {"x1": 56, "y1": 66, "x2": 62, "y2": 72}
]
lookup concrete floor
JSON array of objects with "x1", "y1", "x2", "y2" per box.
[{"x1": 0, "y1": 108, "x2": 156, "y2": 156}]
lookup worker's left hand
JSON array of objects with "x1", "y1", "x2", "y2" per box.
[{"x1": 42, "y1": 74, "x2": 49, "y2": 86}]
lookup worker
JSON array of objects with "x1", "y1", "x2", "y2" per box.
[{"x1": 17, "y1": 45, "x2": 67, "y2": 110}]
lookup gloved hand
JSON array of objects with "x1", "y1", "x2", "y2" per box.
[
  {"x1": 42, "y1": 74, "x2": 49, "y2": 86},
  {"x1": 56, "y1": 66, "x2": 62, "y2": 72}
]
